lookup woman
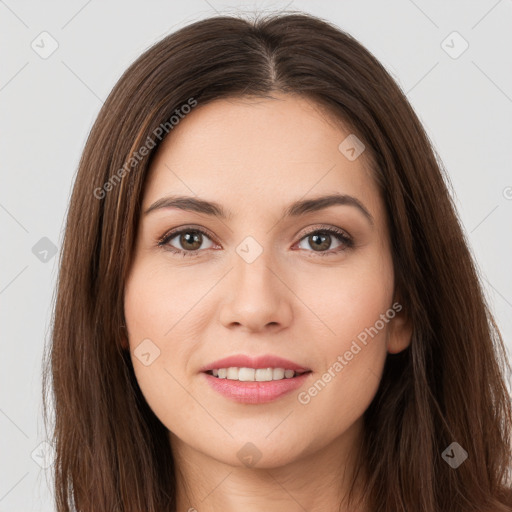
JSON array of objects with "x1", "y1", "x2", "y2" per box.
[{"x1": 43, "y1": 11, "x2": 512, "y2": 512}]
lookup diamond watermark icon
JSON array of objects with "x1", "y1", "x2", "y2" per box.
[
  {"x1": 31, "y1": 440, "x2": 56, "y2": 469},
  {"x1": 236, "y1": 236, "x2": 263, "y2": 264},
  {"x1": 31, "y1": 31, "x2": 59, "y2": 59},
  {"x1": 338, "y1": 134, "x2": 365, "y2": 161},
  {"x1": 134, "y1": 338, "x2": 161, "y2": 366},
  {"x1": 32, "y1": 237, "x2": 58, "y2": 263},
  {"x1": 441, "y1": 31, "x2": 469, "y2": 60},
  {"x1": 441, "y1": 441, "x2": 468, "y2": 469},
  {"x1": 237, "y1": 442, "x2": 262, "y2": 468}
]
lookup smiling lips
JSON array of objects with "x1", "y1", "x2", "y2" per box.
[
  {"x1": 200, "y1": 354, "x2": 312, "y2": 404},
  {"x1": 200, "y1": 354, "x2": 311, "y2": 373}
]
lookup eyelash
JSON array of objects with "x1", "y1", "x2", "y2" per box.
[{"x1": 156, "y1": 224, "x2": 354, "y2": 258}]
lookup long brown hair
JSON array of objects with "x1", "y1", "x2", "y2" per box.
[{"x1": 42, "y1": 11, "x2": 512, "y2": 511}]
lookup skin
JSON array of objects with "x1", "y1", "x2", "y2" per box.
[{"x1": 123, "y1": 92, "x2": 412, "y2": 512}]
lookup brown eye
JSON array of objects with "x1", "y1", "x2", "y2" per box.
[
  {"x1": 158, "y1": 228, "x2": 215, "y2": 255},
  {"x1": 296, "y1": 227, "x2": 353, "y2": 255},
  {"x1": 307, "y1": 233, "x2": 332, "y2": 251},
  {"x1": 178, "y1": 231, "x2": 203, "y2": 251}
]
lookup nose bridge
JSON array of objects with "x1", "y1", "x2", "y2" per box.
[
  {"x1": 233, "y1": 235, "x2": 281, "y2": 303},
  {"x1": 219, "y1": 235, "x2": 293, "y2": 331}
]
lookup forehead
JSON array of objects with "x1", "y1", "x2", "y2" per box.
[{"x1": 142, "y1": 93, "x2": 382, "y2": 221}]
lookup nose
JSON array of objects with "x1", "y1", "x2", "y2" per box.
[{"x1": 218, "y1": 249, "x2": 293, "y2": 333}]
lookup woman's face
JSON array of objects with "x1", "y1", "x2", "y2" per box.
[{"x1": 124, "y1": 93, "x2": 411, "y2": 469}]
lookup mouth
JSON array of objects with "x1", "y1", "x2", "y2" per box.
[
  {"x1": 205, "y1": 367, "x2": 312, "y2": 381},
  {"x1": 200, "y1": 354, "x2": 313, "y2": 404}
]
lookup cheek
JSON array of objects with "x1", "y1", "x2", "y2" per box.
[
  {"x1": 124, "y1": 258, "x2": 205, "y2": 348},
  {"x1": 300, "y1": 251, "x2": 394, "y2": 345},
  {"x1": 123, "y1": 260, "x2": 201, "y2": 425},
  {"x1": 295, "y1": 256, "x2": 393, "y2": 417}
]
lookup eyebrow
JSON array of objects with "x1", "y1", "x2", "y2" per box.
[{"x1": 144, "y1": 193, "x2": 374, "y2": 225}]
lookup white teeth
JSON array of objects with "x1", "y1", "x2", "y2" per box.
[
  {"x1": 238, "y1": 367, "x2": 255, "y2": 381},
  {"x1": 255, "y1": 368, "x2": 273, "y2": 381},
  {"x1": 227, "y1": 367, "x2": 239, "y2": 379},
  {"x1": 209, "y1": 367, "x2": 305, "y2": 381},
  {"x1": 272, "y1": 368, "x2": 285, "y2": 380}
]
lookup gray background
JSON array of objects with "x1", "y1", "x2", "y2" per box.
[{"x1": 1, "y1": 0, "x2": 511, "y2": 510}]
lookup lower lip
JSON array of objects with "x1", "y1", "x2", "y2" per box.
[{"x1": 202, "y1": 372, "x2": 312, "y2": 404}]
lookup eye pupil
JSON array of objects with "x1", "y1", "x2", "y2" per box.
[
  {"x1": 181, "y1": 231, "x2": 202, "y2": 250},
  {"x1": 310, "y1": 233, "x2": 330, "y2": 251}
]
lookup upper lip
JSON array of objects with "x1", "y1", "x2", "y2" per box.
[{"x1": 200, "y1": 354, "x2": 311, "y2": 373}]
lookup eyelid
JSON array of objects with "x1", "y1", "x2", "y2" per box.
[
  {"x1": 297, "y1": 223, "x2": 352, "y2": 241},
  {"x1": 157, "y1": 224, "x2": 216, "y2": 245}
]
